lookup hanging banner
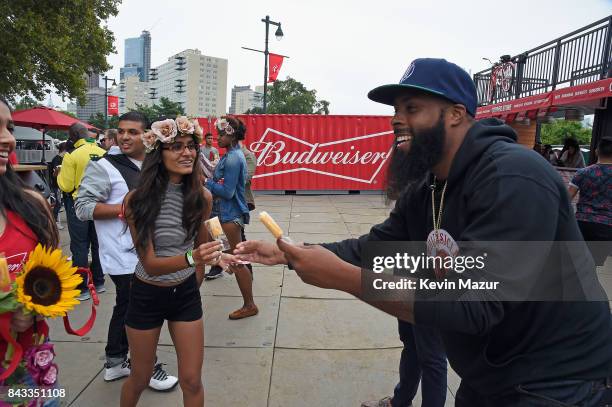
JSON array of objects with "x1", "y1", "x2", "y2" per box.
[
  {"x1": 268, "y1": 53, "x2": 284, "y2": 83},
  {"x1": 107, "y1": 96, "x2": 119, "y2": 116}
]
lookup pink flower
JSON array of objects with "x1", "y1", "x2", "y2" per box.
[
  {"x1": 40, "y1": 363, "x2": 58, "y2": 386},
  {"x1": 141, "y1": 131, "x2": 158, "y2": 153},
  {"x1": 176, "y1": 116, "x2": 195, "y2": 135},
  {"x1": 151, "y1": 119, "x2": 177, "y2": 143},
  {"x1": 24, "y1": 343, "x2": 56, "y2": 384}
]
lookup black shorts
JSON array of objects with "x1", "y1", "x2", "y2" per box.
[{"x1": 125, "y1": 273, "x2": 203, "y2": 330}]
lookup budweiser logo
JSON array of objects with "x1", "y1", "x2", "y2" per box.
[{"x1": 248, "y1": 128, "x2": 393, "y2": 184}]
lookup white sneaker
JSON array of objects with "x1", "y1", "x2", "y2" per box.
[
  {"x1": 104, "y1": 359, "x2": 131, "y2": 382},
  {"x1": 148, "y1": 363, "x2": 178, "y2": 391}
]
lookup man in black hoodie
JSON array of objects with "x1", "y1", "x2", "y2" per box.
[{"x1": 237, "y1": 58, "x2": 612, "y2": 406}]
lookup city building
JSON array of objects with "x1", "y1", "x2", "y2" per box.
[
  {"x1": 76, "y1": 72, "x2": 105, "y2": 121},
  {"x1": 149, "y1": 49, "x2": 227, "y2": 117},
  {"x1": 120, "y1": 31, "x2": 151, "y2": 82},
  {"x1": 229, "y1": 85, "x2": 264, "y2": 114},
  {"x1": 112, "y1": 76, "x2": 151, "y2": 115}
]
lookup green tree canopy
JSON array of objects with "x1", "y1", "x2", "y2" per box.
[
  {"x1": 14, "y1": 96, "x2": 41, "y2": 110},
  {"x1": 88, "y1": 112, "x2": 119, "y2": 130},
  {"x1": 540, "y1": 120, "x2": 592, "y2": 145},
  {"x1": 248, "y1": 77, "x2": 330, "y2": 114},
  {"x1": 0, "y1": 1, "x2": 119, "y2": 104},
  {"x1": 132, "y1": 97, "x2": 185, "y2": 125}
]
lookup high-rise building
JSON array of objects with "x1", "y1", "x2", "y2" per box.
[
  {"x1": 112, "y1": 76, "x2": 150, "y2": 115},
  {"x1": 120, "y1": 31, "x2": 151, "y2": 82},
  {"x1": 229, "y1": 85, "x2": 264, "y2": 114},
  {"x1": 149, "y1": 49, "x2": 227, "y2": 117},
  {"x1": 77, "y1": 72, "x2": 105, "y2": 121}
]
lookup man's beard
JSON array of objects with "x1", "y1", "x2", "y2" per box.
[{"x1": 385, "y1": 114, "x2": 446, "y2": 200}]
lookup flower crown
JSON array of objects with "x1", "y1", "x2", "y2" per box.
[
  {"x1": 215, "y1": 118, "x2": 234, "y2": 135},
  {"x1": 142, "y1": 116, "x2": 204, "y2": 153}
]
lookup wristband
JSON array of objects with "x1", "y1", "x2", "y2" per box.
[{"x1": 185, "y1": 249, "x2": 195, "y2": 267}]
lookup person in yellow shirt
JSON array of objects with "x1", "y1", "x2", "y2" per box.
[{"x1": 58, "y1": 122, "x2": 106, "y2": 300}]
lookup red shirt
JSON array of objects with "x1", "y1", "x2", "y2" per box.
[
  {"x1": 0, "y1": 210, "x2": 49, "y2": 360},
  {"x1": 8, "y1": 151, "x2": 17, "y2": 165}
]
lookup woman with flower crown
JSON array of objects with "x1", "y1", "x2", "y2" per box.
[
  {"x1": 121, "y1": 116, "x2": 232, "y2": 407},
  {"x1": 0, "y1": 96, "x2": 66, "y2": 406},
  {"x1": 205, "y1": 116, "x2": 258, "y2": 320}
]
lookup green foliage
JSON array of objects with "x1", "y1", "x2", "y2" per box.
[
  {"x1": 263, "y1": 77, "x2": 330, "y2": 114},
  {"x1": 0, "y1": 1, "x2": 120, "y2": 104},
  {"x1": 541, "y1": 120, "x2": 592, "y2": 145},
  {"x1": 14, "y1": 96, "x2": 40, "y2": 110},
  {"x1": 88, "y1": 112, "x2": 119, "y2": 130},
  {"x1": 132, "y1": 97, "x2": 185, "y2": 125}
]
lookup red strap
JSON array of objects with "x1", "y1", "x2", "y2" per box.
[
  {"x1": 63, "y1": 268, "x2": 98, "y2": 336},
  {"x1": 0, "y1": 313, "x2": 22, "y2": 380}
]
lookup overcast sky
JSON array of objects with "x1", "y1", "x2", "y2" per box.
[{"x1": 95, "y1": 0, "x2": 611, "y2": 115}]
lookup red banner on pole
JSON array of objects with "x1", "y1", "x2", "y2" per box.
[
  {"x1": 268, "y1": 53, "x2": 284, "y2": 83},
  {"x1": 107, "y1": 96, "x2": 119, "y2": 116}
]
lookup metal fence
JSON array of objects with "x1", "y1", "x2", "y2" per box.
[{"x1": 474, "y1": 16, "x2": 612, "y2": 106}]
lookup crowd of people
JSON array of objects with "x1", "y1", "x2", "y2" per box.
[{"x1": 1, "y1": 58, "x2": 611, "y2": 407}]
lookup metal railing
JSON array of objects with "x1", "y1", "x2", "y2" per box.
[{"x1": 474, "y1": 16, "x2": 612, "y2": 106}]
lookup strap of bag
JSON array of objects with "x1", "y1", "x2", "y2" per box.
[{"x1": 63, "y1": 267, "x2": 98, "y2": 336}]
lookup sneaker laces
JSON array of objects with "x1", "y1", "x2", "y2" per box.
[{"x1": 151, "y1": 362, "x2": 168, "y2": 381}]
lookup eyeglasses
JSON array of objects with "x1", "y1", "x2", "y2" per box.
[{"x1": 162, "y1": 143, "x2": 200, "y2": 153}]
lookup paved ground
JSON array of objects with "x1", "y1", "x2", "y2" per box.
[{"x1": 48, "y1": 193, "x2": 612, "y2": 407}]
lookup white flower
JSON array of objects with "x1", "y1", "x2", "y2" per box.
[
  {"x1": 176, "y1": 116, "x2": 195, "y2": 135},
  {"x1": 215, "y1": 118, "x2": 234, "y2": 135},
  {"x1": 151, "y1": 119, "x2": 178, "y2": 143},
  {"x1": 141, "y1": 131, "x2": 158, "y2": 153}
]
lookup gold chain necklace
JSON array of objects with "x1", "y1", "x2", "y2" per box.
[{"x1": 431, "y1": 177, "x2": 448, "y2": 231}]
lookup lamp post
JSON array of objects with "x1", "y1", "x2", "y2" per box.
[
  {"x1": 102, "y1": 76, "x2": 116, "y2": 128},
  {"x1": 261, "y1": 15, "x2": 283, "y2": 113}
]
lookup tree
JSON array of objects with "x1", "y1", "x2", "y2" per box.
[
  {"x1": 0, "y1": 1, "x2": 119, "y2": 104},
  {"x1": 132, "y1": 97, "x2": 185, "y2": 124},
  {"x1": 262, "y1": 77, "x2": 330, "y2": 114},
  {"x1": 14, "y1": 96, "x2": 41, "y2": 110},
  {"x1": 541, "y1": 120, "x2": 592, "y2": 145},
  {"x1": 88, "y1": 112, "x2": 119, "y2": 130}
]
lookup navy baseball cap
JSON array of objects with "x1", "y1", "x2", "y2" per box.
[{"x1": 368, "y1": 58, "x2": 477, "y2": 116}]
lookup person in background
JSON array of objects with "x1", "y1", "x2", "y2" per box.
[
  {"x1": 559, "y1": 137, "x2": 585, "y2": 168},
  {"x1": 541, "y1": 144, "x2": 557, "y2": 164},
  {"x1": 57, "y1": 122, "x2": 106, "y2": 300},
  {"x1": 205, "y1": 139, "x2": 256, "y2": 280},
  {"x1": 205, "y1": 116, "x2": 257, "y2": 319},
  {"x1": 101, "y1": 129, "x2": 120, "y2": 155},
  {"x1": 532, "y1": 141, "x2": 542, "y2": 155},
  {"x1": 48, "y1": 141, "x2": 67, "y2": 230},
  {"x1": 569, "y1": 136, "x2": 612, "y2": 266},
  {"x1": 201, "y1": 132, "x2": 219, "y2": 163}
]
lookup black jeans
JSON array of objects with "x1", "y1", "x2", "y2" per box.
[
  {"x1": 105, "y1": 274, "x2": 132, "y2": 366},
  {"x1": 64, "y1": 194, "x2": 105, "y2": 288},
  {"x1": 392, "y1": 321, "x2": 447, "y2": 407},
  {"x1": 455, "y1": 378, "x2": 608, "y2": 407},
  {"x1": 578, "y1": 220, "x2": 612, "y2": 266}
]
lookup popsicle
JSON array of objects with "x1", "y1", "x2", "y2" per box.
[
  {"x1": 205, "y1": 216, "x2": 224, "y2": 238},
  {"x1": 259, "y1": 211, "x2": 283, "y2": 238}
]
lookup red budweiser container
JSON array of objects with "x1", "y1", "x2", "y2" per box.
[{"x1": 230, "y1": 114, "x2": 394, "y2": 192}]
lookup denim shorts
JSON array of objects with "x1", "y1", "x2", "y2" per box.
[{"x1": 125, "y1": 273, "x2": 202, "y2": 330}]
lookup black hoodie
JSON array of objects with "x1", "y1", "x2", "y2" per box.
[{"x1": 320, "y1": 118, "x2": 612, "y2": 395}]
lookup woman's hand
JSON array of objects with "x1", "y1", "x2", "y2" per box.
[
  {"x1": 192, "y1": 241, "x2": 223, "y2": 266},
  {"x1": 234, "y1": 240, "x2": 288, "y2": 266},
  {"x1": 11, "y1": 306, "x2": 34, "y2": 333}
]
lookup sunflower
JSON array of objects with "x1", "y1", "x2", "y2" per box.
[{"x1": 15, "y1": 244, "x2": 83, "y2": 318}]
